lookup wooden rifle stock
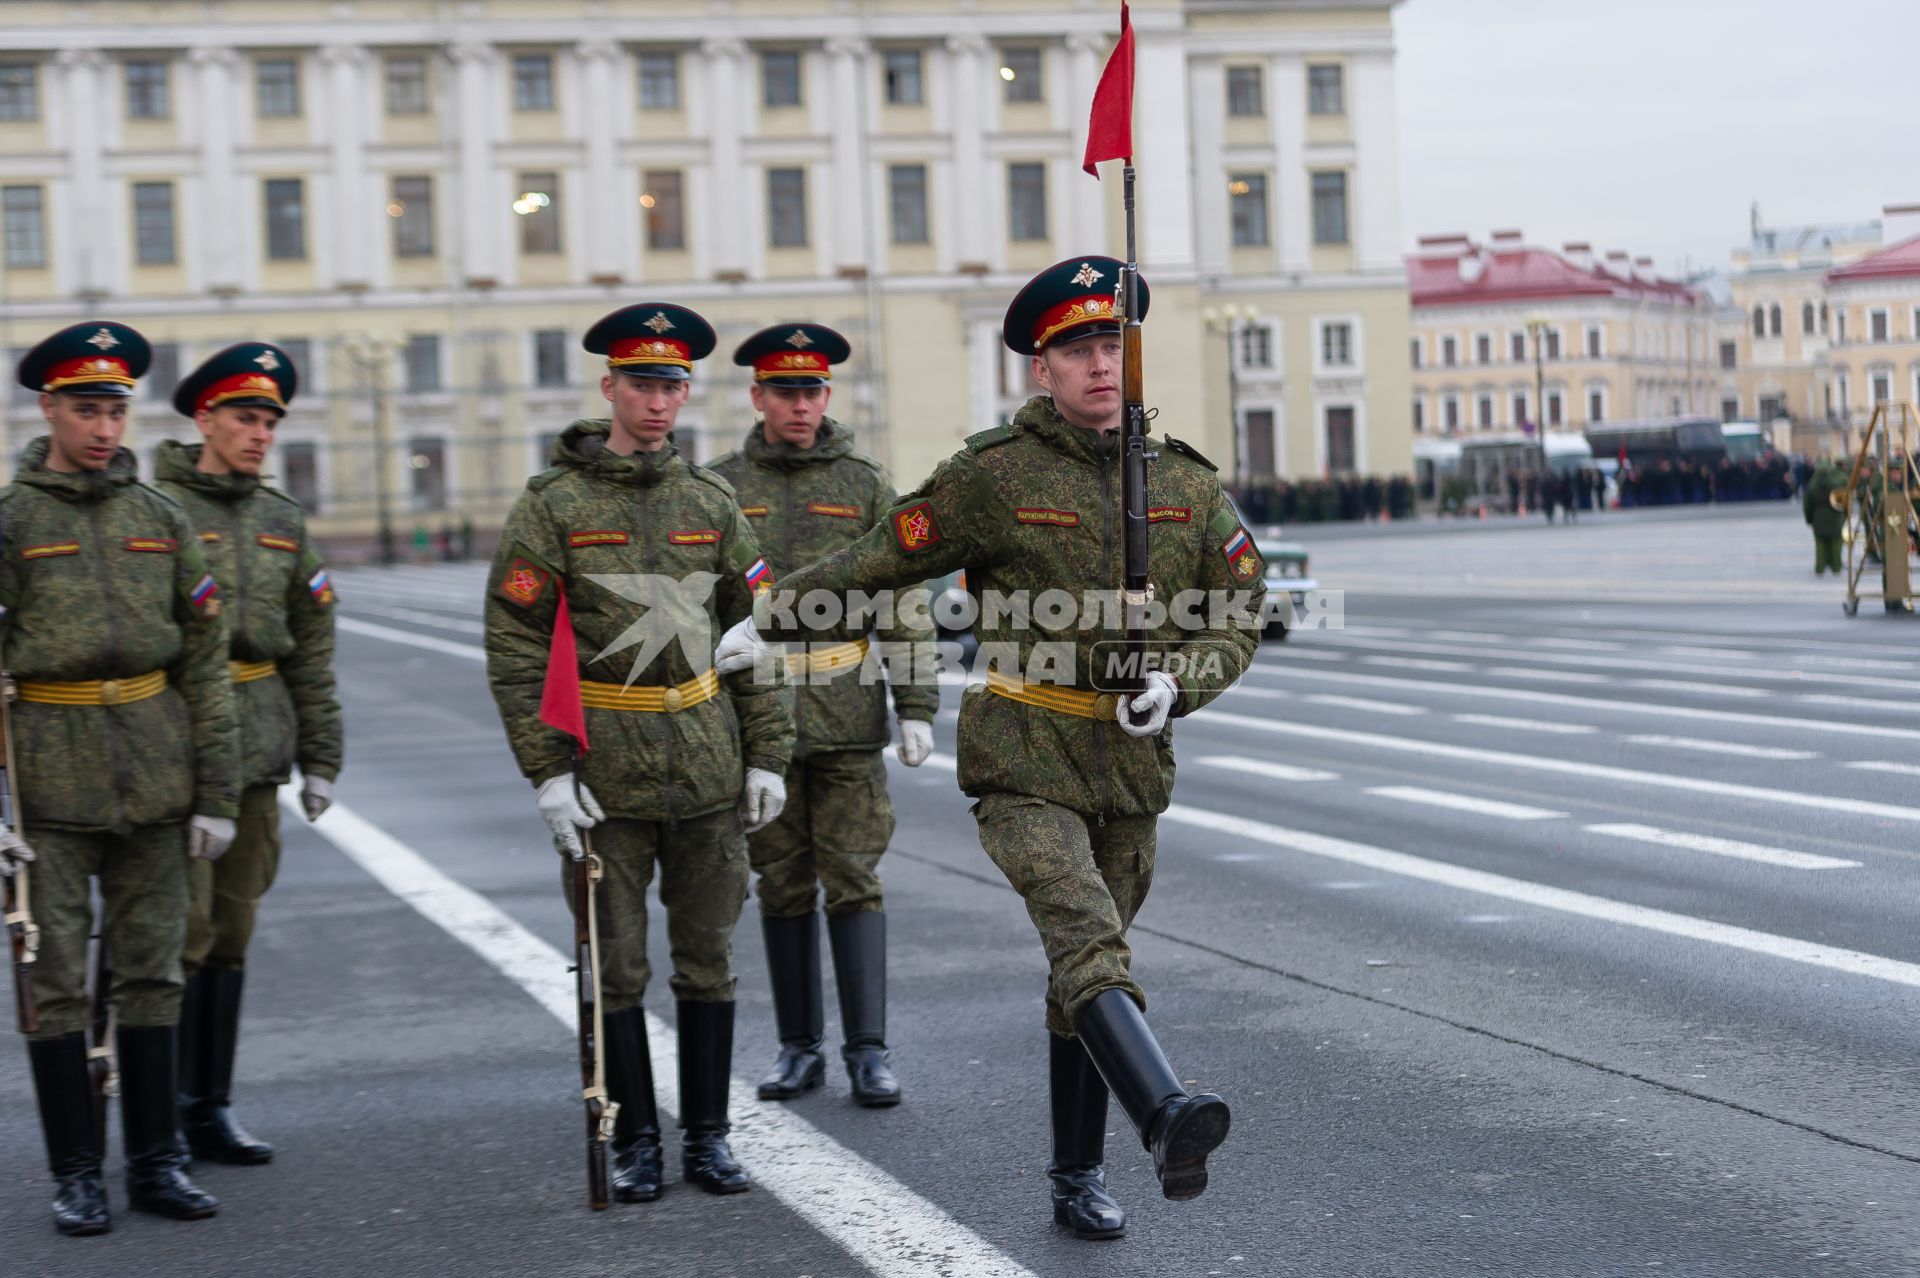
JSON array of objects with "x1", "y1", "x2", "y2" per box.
[{"x1": 87, "y1": 935, "x2": 113, "y2": 1151}]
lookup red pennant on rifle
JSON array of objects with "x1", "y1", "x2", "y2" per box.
[
  {"x1": 540, "y1": 590, "x2": 589, "y2": 752},
  {"x1": 1082, "y1": 1, "x2": 1135, "y2": 176}
]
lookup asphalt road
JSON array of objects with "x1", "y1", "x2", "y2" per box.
[{"x1": 5, "y1": 503, "x2": 1919, "y2": 1277}]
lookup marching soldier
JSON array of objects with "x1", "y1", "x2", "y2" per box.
[
  {"x1": 3, "y1": 323, "x2": 238, "y2": 1234},
  {"x1": 154, "y1": 343, "x2": 342, "y2": 1165},
  {"x1": 708, "y1": 324, "x2": 938, "y2": 1109},
  {"x1": 1803, "y1": 458, "x2": 1846, "y2": 576},
  {"x1": 727, "y1": 258, "x2": 1259, "y2": 1238},
  {"x1": 483, "y1": 303, "x2": 793, "y2": 1203}
]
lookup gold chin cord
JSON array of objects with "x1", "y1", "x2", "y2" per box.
[{"x1": 581, "y1": 838, "x2": 619, "y2": 1143}]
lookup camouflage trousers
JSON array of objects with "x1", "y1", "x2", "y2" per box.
[
  {"x1": 750, "y1": 749, "x2": 893, "y2": 919},
  {"x1": 561, "y1": 808, "x2": 749, "y2": 1010},
  {"x1": 23, "y1": 823, "x2": 191, "y2": 1040},
  {"x1": 184, "y1": 784, "x2": 282, "y2": 974},
  {"x1": 972, "y1": 792, "x2": 1156, "y2": 1038},
  {"x1": 1814, "y1": 535, "x2": 1844, "y2": 574}
]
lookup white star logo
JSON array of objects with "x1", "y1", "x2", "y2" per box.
[
  {"x1": 785, "y1": 329, "x2": 814, "y2": 349},
  {"x1": 254, "y1": 349, "x2": 280, "y2": 371},
  {"x1": 1071, "y1": 262, "x2": 1103, "y2": 289},
  {"x1": 86, "y1": 328, "x2": 120, "y2": 351},
  {"x1": 644, "y1": 311, "x2": 676, "y2": 333},
  {"x1": 583, "y1": 572, "x2": 723, "y2": 689}
]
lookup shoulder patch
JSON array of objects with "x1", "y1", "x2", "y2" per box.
[
  {"x1": 1163, "y1": 436, "x2": 1218, "y2": 472},
  {"x1": 964, "y1": 424, "x2": 1018, "y2": 454},
  {"x1": 498, "y1": 557, "x2": 552, "y2": 608},
  {"x1": 891, "y1": 502, "x2": 941, "y2": 552}
]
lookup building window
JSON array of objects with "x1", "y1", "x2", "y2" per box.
[
  {"x1": 533, "y1": 329, "x2": 570, "y2": 388},
  {"x1": 888, "y1": 164, "x2": 929, "y2": 245},
  {"x1": 1246, "y1": 408, "x2": 1276, "y2": 476},
  {"x1": 0, "y1": 64, "x2": 36, "y2": 121},
  {"x1": 1412, "y1": 398, "x2": 1425, "y2": 433},
  {"x1": 1001, "y1": 46, "x2": 1043, "y2": 103},
  {"x1": 1588, "y1": 388, "x2": 1605, "y2": 423},
  {"x1": 1240, "y1": 325, "x2": 1272, "y2": 370},
  {"x1": 132, "y1": 181, "x2": 175, "y2": 265},
  {"x1": 1546, "y1": 390, "x2": 1563, "y2": 425},
  {"x1": 1443, "y1": 395, "x2": 1460, "y2": 431},
  {"x1": 407, "y1": 437, "x2": 448, "y2": 512},
  {"x1": 263, "y1": 177, "x2": 305, "y2": 260},
  {"x1": 1324, "y1": 405, "x2": 1356, "y2": 473},
  {"x1": 1820, "y1": 303, "x2": 1829, "y2": 333},
  {"x1": 1310, "y1": 170, "x2": 1348, "y2": 245},
  {"x1": 1873, "y1": 371, "x2": 1892, "y2": 403},
  {"x1": 1510, "y1": 331, "x2": 1526, "y2": 362},
  {"x1": 385, "y1": 55, "x2": 428, "y2": 114},
  {"x1": 883, "y1": 49, "x2": 923, "y2": 106},
  {"x1": 513, "y1": 54, "x2": 554, "y2": 110},
  {"x1": 280, "y1": 441, "x2": 320, "y2": 512},
  {"x1": 256, "y1": 58, "x2": 300, "y2": 117},
  {"x1": 1512, "y1": 391, "x2": 1529, "y2": 425},
  {"x1": 1751, "y1": 306, "x2": 1765, "y2": 338},
  {"x1": 278, "y1": 338, "x2": 312, "y2": 383},
  {"x1": 1228, "y1": 174, "x2": 1268, "y2": 247},
  {"x1": 1586, "y1": 326, "x2": 1603, "y2": 358},
  {"x1": 1719, "y1": 340, "x2": 1736, "y2": 370},
  {"x1": 1441, "y1": 336, "x2": 1457, "y2": 367},
  {"x1": 1409, "y1": 337, "x2": 1422, "y2": 370},
  {"x1": 1913, "y1": 307, "x2": 1920, "y2": 340},
  {"x1": 1544, "y1": 329, "x2": 1561, "y2": 360},
  {"x1": 1474, "y1": 333, "x2": 1491, "y2": 365},
  {"x1": 145, "y1": 343, "x2": 180, "y2": 398},
  {"x1": 1768, "y1": 304, "x2": 1781, "y2": 337},
  {"x1": 638, "y1": 51, "x2": 679, "y2": 109},
  {"x1": 1801, "y1": 301, "x2": 1816, "y2": 335},
  {"x1": 1307, "y1": 63, "x2": 1344, "y2": 115},
  {"x1": 390, "y1": 175, "x2": 434, "y2": 258},
  {"x1": 761, "y1": 50, "x2": 802, "y2": 108},
  {"x1": 1721, "y1": 396, "x2": 1739, "y2": 422},
  {"x1": 517, "y1": 171, "x2": 560, "y2": 253},
  {"x1": 403, "y1": 335, "x2": 442, "y2": 393},
  {"x1": 125, "y1": 59, "x2": 169, "y2": 119},
  {"x1": 642, "y1": 170, "x2": 684, "y2": 250},
  {"x1": 1008, "y1": 162, "x2": 1048, "y2": 241},
  {"x1": 1870, "y1": 309, "x2": 1889, "y2": 342},
  {"x1": 1836, "y1": 312, "x2": 1847, "y2": 344},
  {"x1": 767, "y1": 167, "x2": 808, "y2": 247},
  {"x1": 1226, "y1": 65, "x2": 1263, "y2": 117},
  {"x1": 1321, "y1": 321, "x2": 1352, "y2": 367}
]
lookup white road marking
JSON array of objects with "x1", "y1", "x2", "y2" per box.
[
  {"x1": 337, "y1": 615, "x2": 487, "y2": 662},
  {"x1": 1197, "y1": 755, "x2": 1338, "y2": 783},
  {"x1": 1625, "y1": 735, "x2": 1818, "y2": 761},
  {"x1": 1659, "y1": 646, "x2": 1760, "y2": 661},
  {"x1": 1305, "y1": 694, "x2": 1427, "y2": 716},
  {"x1": 1272, "y1": 647, "x2": 1348, "y2": 661},
  {"x1": 1846, "y1": 761, "x2": 1920, "y2": 778},
  {"x1": 344, "y1": 603, "x2": 487, "y2": 634},
  {"x1": 1365, "y1": 786, "x2": 1565, "y2": 821},
  {"x1": 1485, "y1": 666, "x2": 1609, "y2": 684},
  {"x1": 1452, "y1": 713, "x2": 1598, "y2": 735},
  {"x1": 1532, "y1": 637, "x2": 1628, "y2": 652},
  {"x1": 1585, "y1": 823, "x2": 1860, "y2": 871},
  {"x1": 1163, "y1": 804, "x2": 1920, "y2": 989},
  {"x1": 1226, "y1": 685, "x2": 1293, "y2": 700},
  {"x1": 1191, "y1": 707, "x2": 1920, "y2": 825},
  {"x1": 1361, "y1": 656, "x2": 1476, "y2": 672},
  {"x1": 1630, "y1": 679, "x2": 1769, "y2": 699},
  {"x1": 285, "y1": 790, "x2": 1038, "y2": 1278},
  {"x1": 1801, "y1": 693, "x2": 1920, "y2": 713}
]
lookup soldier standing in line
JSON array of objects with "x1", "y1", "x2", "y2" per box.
[
  {"x1": 154, "y1": 343, "x2": 342, "y2": 1165},
  {"x1": 1803, "y1": 459, "x2": 1846, "y2": 576},
  {"x1": 483, "y1": 303, "x2": 793, "y2": 1203},
  {"x1": 723, "y1": 258, "x2": 1261, "y2": 1239},
  {"x1": 707, "y1": 323, "x2": 938, "y2": 1109},
  {"x1": 2, "y1": 323, "x2": 238, "y2": 1234}
]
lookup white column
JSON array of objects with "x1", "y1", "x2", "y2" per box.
[
  {"x1": 1188, "y1": 57, "x2": 1227, "y2": 276},
  {"x1": 320, "y1": 44, "x2": 371, "y2": 288},
  {"x1": 1270, "y1": 56, "x2": 1308, "y2": 274},
  {"x1": 944, "y1": 36, "x2": 989, "y2": 270},
  {"x1": 826, "y1": 37, "x2": 868, "y2": 273},
  {"x1": 189, "y1": 46, "x2": 242, "y2": 292},
  {"x1": 968, "y1": 318, "x2": 1002, "y2": 437},
  {"x1": 1133, "y1": 33, "x2": 1194, "y2": 273},
  {"x1": 1348, "y1": 50, "x2": 1401, "y2": 274},
  {"x1": 575, "y1": 39, "x2": 623, "y2": 282},
  {"x1": 1065, "y1": 33, "x2": 1107, "y2": 252},
  {"x1": 450, "y1": 42, "x2": 500, "y2": 284},
  {"x1": 57, "y1": 49, "x2": 107, "y2": 297},
  {"x1": 702, "y1": 38, "x2": 748, "y2": 280}
]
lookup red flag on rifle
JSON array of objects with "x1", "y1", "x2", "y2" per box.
[
  {"x1": 540, "y1": 591, "x2": 589, "y2": 752},
  {"x1": 1081, "y1": 1, "x2": 1135, "y2": 176}
]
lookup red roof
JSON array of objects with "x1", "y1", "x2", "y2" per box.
[
  {"x1": 1827, "y1": 233, "x2": 1920, "y2": 284},
  {"x1": 1409, "y1": 245, "x2": 1699, "y2": 308}
]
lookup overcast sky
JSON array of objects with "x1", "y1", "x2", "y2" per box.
[{"x1": 1393, "y1": 0, "x2": 1920, "y2": 277}]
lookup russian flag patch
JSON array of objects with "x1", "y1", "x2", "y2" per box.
[
  {"x1": 744, "y1": 557, "x2": 774, "y2": 594},
  {"x1": 189, "y1": 573, "x2": 221, "y2": 617},
  {"x1": 309, "y1": 568, "x2": 335, "y2": 607}
]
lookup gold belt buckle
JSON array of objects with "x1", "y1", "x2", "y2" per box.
[
  {"x1": 662, "y1": 687, "x2": 685, "y2": 713},
  {"x1": 1092, "y1": 692, "x2": 1119, "y2": 722},
  {"x1": 98, "y1": 679, "x2": 122, "y2": 706}
]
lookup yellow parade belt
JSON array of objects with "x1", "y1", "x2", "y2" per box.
[
  {"x1": 785, "y1": 638, "x2": 870, "y2": 677},
  {"x1": 578, "y1": 669, "x2": 721, "y2": 714},
  {"x1": 17, "y1": 670, "x2": 169, "y2": 707},
  {"x1": 984, "y1": 670, "x2": 1120, "y2": 722},
  {"x1": 230, "y1": 659, "x2": 279, "y2": 684}
]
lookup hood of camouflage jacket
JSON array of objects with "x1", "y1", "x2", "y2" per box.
[
  {"x1": 12, "y1": 436, "x2": 139, "y2": 503},
  {"x1": 153, "y1": 439, "x2": 262, "y2": 502},
  {"x1": 551, "y1": 419, "x2": 683, "y2": 488},
  {"x1": 1011, "y1": 396, "x2": 1118, "y2": 468},
  {"x1": 739, "y1": 417, "x2": 856, "y2": 473}
]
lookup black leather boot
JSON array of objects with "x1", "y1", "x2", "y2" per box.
[
  {"x1": 756, "y1": 914, "x2": 826, "y2": 1101},
  {"x1": 119, "y1": 1025, "x2": 219, "y2": 1220},
  {"x1": 677, "y1": 1001, "x2": 751, "y2": 1194},
  {"x1": 1075, "y1": 989, "x2": 1229, "y2": 1202},
  {"x1": 828, "y1": 911, "x2": 900, "y2": 1107},
  {"x1": 28, "y1": 1034, "x2": 111, "y2": 1236},
  {"x1": 1048, "y1": 1033, "x2": 1125, "y2": 1238},
  {"x1": 603, "y1": 1007, "x2": 663, "y2": 1203},
  {"x1": 180, "y1": 969, "x2": 272, "y2": 1165},
  {"x1": 175, "y1": 967, "x2": 209, "y2": 1157}
]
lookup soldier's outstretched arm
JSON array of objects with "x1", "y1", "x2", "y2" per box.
[
  {"x1": 865, "y1": 473, "x2": 941, "y2": 725},
  {"x1": 171, "y1": 510, "x2": 241, "y2": 820},
  {"x1": 484, "y1": 493, "x2": 572, "y2": 788},
  {"x1": 1165, "y1": 485, "x2": 1266, "y2": 719},
  {"x1": 713, "y1": 505, "x2": 794, "y2": 778},
  {"x1": 281, "y1": 520, "x2": 343, "y2": 783}
]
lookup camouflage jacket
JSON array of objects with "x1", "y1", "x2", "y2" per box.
[
  {"x1": 0, "y1": 439, "x2": 238, "y2": 831},
  {"x1": 484, "y1": 421, "x2": 793, "y2": 822},
  {"x1": 708, "y1": 420, "x2": 938, "y2": 759},
  {"x1": 765, "y1": 396, "x2": 1263, "y2": 818},
  {"x1": 153, "y1": 441, "x2": 342, "y2": 789},
  {"x1": 1803, "y1": 467, "x2": 1846, "y2": 538}
]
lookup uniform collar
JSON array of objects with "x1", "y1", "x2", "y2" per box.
[
  {"x1": 154, "y1": 439, "x2": 261, "y2": 501},
  {"x1": 13, "y1": 436, "x2": 139, "y2": 502},
  {"x1": 557, "y1": 419, "x2": 683, "y2": 488},
  {"x1": 1012, "y1": 395, "x2": 1118, "y2": 466}
]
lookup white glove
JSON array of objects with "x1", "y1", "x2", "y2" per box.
[
  {"x1": 189, "y1": 814, "x2": 237, "y2": 861},
  {"x1": 739, "y1": 767, "x2": 787, "y2": 834},
  {"x1": 0, "y1": 828, "x2": 34, "y2": 873},
  {"x1": 896, "y1": 719, "x2": 934, "y2": 768},
  {"x1": 1115, "y1": 671, "x2": 1179, "y2": 738},
  {"x1": 715, "y1": 617, "x2": 777, "y2": 677},
  {"x1": 536, "y1": 774, "x2": 604, "y2": 860},
  {"x1": 300, "y1": 774, "x2": 333, "y2": 822}
]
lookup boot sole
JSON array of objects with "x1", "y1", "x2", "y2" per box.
[
  {"x1": 55, "y1": 1217, "x2": 111, "y2": 1237},
  {"x1": 129, "y1": 1198, "x2": 218, "y2": 1221},
  {"x1": 686, "y1": 1176, "x2": 752, "y2": 1196},
  {"x1": 1157, "y1": 1097, "x2": 1231, "y2": 1202},
  {"x1": 612, "y1": 1185, "x2": 664, "y2": 1203},
  {"x1": 186, "y1": 1142, "x2": 273, "y2": 1166},
  {"x1": 756, "y1": 1073, "x2": 825, "y2": 1101},
  {"x1": 1053, "y1": 1200, "x2": 1126, "y2": 1240},
  {"x1": 852, "y1": 1089, "x2": 902, "y2": 1109}
]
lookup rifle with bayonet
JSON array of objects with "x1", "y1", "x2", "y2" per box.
[
  {"x1": 1, "y1": 671, "x2": 38, "y2": 1034},
  {"x1": 572, "y1": 773, "x2": 615, "y2": 1210},
  {"x1": 1118, "y1": 163, "x2": 1154, "y2": 694},
  {"x1": 88, "y1": 935, "x2": 115, "y2": 1150}
]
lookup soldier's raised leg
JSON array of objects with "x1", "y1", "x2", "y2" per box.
[
  {"x1": 748, "y1": 762, "x2": 827, "y2": 1101},
  {"x1": 816, "y1": 749, "x2": 900, "y2": 1107}
]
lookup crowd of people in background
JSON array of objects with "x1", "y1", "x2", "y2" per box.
[
  {"x1": 1615, "y1": 454, "x2": 1797, "y2": 508},
  {"x1": 1234, "y1": 475, "x2": 1419, "y2": 525}
]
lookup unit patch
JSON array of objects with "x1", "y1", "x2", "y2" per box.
[
  {"x1": 1015, "y1": 508, "x2": 1080, "y2": 527},
  {"x1": 568, "y1": 530, "x2": 629, "y2": 548},
  {"x1": 500, "y1": 558, "x2": 552, "y2": 608},
  {"x1": 744, "y1": 557, "x2": 774, "y2": 594},
  {"x1": 808, "y1": 502, "x2": 860, "y2": 519},
  {"x1": 309, "y1": 568, "x2": 335, "y2": 607},
  {"x1": 22, "y1": 543, "x2": 80, "y2": 560},
  {"x1": 669, "y1": 529, "x2": 720, "y2": 545},
  {"x1": 1220, "y1": 526, "x2": 1262, "y2": 583},
  {"x1": 892, "y1": 502, "x2": 940, "y2": 552},
  {"x1": 123, "y1": 537, "x2": 177, "y2": 553},
  {"x1": 256, "y1": 534, "x2": 299, "y2": 553},
  {"x1": 1147, "y1": 507, "x2": 1191, "y2": 523}
]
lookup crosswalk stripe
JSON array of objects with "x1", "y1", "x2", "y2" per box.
[
  {"x1": 344, "y1": 603, "x2": 486, "y2": 634},
  {"x1": 1630, "y1": 679, "x2": 1769, "y2": 699},
  {"x1": 1365, "y1": 786, "x2": 1564, "y2": 820},
  {"x1": 1801, "y1": 694, "x2": 1920, "y2": 713},
  {"x1": 1585, "y1": 823, "x2": 1859, "y2": 870},
  {"x1": 1197, "y1": 755, "x2": 1338, "y2": 783},
  {"x1": 1845, "y1": 761, "x2": 1920, "y2": 777},
  {"x1": 1484, "y1": 666, "x2": 1608, "y2": 683},
  {"x1": 1361, "y1": 656, "x2": 1475, "y2": 672},
  {"x1": 1305, "y1": 694, "x2": 1427, "y2": 716},
  {"x1": 1452, "y1": 713, "x2": 1598, "y2": 735},
  {"x1": 337, "y1": 615, "x2": 486, "y2": 661},
  {"x1": 1625, "y1": 735, "x2": 1817, "y2": 761}
]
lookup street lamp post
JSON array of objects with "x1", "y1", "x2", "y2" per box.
[
  {"x1": 1203, "y1": 303, "x2": 1258, "y2": 492},
  {"x1": 345, "y1": 334, "x2": 399, "y2": 566},
  {"x1": 1526, "y1": 311, "x2": 1550, "y2": 474}
]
